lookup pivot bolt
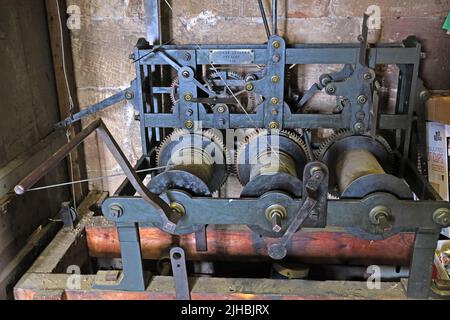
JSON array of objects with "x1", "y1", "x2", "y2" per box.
[
  {"x1": 272, "y1": 54, "x2": 281, "y2": 63},
  {"x1": 170, "y1": 202, "x2": 186, "y2": 217},
  {"x1": 216, "y1": 105, "x2": 226, "y2": 113},
  {"x1": 269, "y1": 121, "x2": 280, "y2": 130},
  {"x1": 184, "y1": 93, "x2": 193, "y2": 102},
  {"x1": 420, "y1": 90, "x2": 431, "y2": 102},
  {"x1": 271, "y1": 211, "x2": 283, "y2": 233},
  {"x1": 357, "y1": 95, "x2": 368, "y2": 105},
  {"x1": 433, "y1": 208, "x2": 450, "y2": 227},
  {"x1": 185, "y1": 120, "x2": 194, "y2": 129},
  {"x1": 183, "y1": 52, "x2": 192, "y2": 61},
  {"x1": 272, "y1": 41, "x2": 281, "y2": 49},
  {"x1": 266, "y1": 205, "x2": 287, "y2": 233},
  {"x1": 182, "y1": 70, "x2": 190, "y2": 78},
  {"x1": 363, "y1": 72, "x2": 372, "y2": 80},
  {"x1": 354, "y1": 122, "x2": 365, "y2": 133},
  {"x1": 125, "y1": 91, "x2": 134, "y2": 100},
  {"x1": 369, "y1": 206, "x2": 392, "y2": 229},
  {"x1": 245, "y1": 83, "x2": 254, "y2": 92},
  {"x1": 326, "y1": 84, "x2": 336, "y2": 95},
  {"x1": 271, "y1": 97, "x2": 279, "y2": 105},
  {"x1": 109, "y1": 204, "x2": 124, "y2": 218},
  {"x1": 271, "y1": 76, "x2": 281, "y2": 84}
]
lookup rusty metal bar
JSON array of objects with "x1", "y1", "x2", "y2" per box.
[
  {"x1": 14, "y1": 120, "x2": 179, "y2": 232},
  {"x1": 14, "y1": 119, "x2": 101, "y2": 195}
]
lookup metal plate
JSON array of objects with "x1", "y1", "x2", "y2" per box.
[{"x1": 209, "y1": 49, "x2": 255, "y2": 65}]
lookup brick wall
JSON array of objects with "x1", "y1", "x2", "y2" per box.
[{"x1": 66, "y1": 0, "x2": 450, "y2": 193}]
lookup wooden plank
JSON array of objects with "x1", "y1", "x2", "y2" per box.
[
  {"x1": 0, "y1": 130, "x2": 66, "y2": 199},
  {"x1": 86, "y1": 218, "x2": 415, "y2": 266},
  {"x1": 15, "y1": 273, "x2": 407, "y2": 300},
  {"x1": 0, "y1": 221, "x2": 61, "y2": 299},
  {"x1": 45, "y1": 0, "x2": 88, "y2": 204}
]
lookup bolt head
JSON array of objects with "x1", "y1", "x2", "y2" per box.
[
  {"x1": 185, "y1": 120, "x2": 194, "y2": 129},
  {"x1": 217, "y1": 105, "x2": 226, "y2": 113},
  {"x1": 183, "y1": 52, "x2": 192, "y2": 61},
  {"x1": 271, "y1": 108, "x2": 279, "y2": 116},
  {"x1": 326, "y1": 84, "x2": 336, "y2": 95},
  {"x1": 433, "y1": 208, "x2": 450, "y2": 227},
  {"x1": 182, "y1": 70, "x2": 190, "y2": 78},
  {"x1": 245, "y1": 83, "x2": 254, "y2": 92},
  {"x1": 354, "y1": 122, "x2": 365, "y2": 132},
  {"x1": 271, "y1": 76, "x2": 280, "y2": 84},
  {"x1": 272, "y1": 54, "x2": 281, "y2": 63},
  {"x1": 272, "y1": 41, "x2": 281, "y2": 49},
  {"x1": 420, "y1": 90, "x2": 431, "y2": 102},
  {"x1": 357, "y1": 95, "x2": 368, "y2": 105},
  {"x1": 125, "y1": 91, "x2": 134, "y2": 100},
  {"x1": 184, "y1": 93, "x2": 193, "y2": 102},
  {"x1": 271, "y1": 97, "x2": 279, "y2": 105},
  {"x1": 109, "y1": 204, "x2": 124, "y2": 218},
  {"x1": 363, "y1": 72, "x2": 372, "y2": 80},
  {"x1": 269, "y1": 121, "x2": 280, "y2": 130}
]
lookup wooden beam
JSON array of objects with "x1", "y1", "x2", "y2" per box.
[
  {"x1": 45, "y1": 0, "x2": 88, "y2": 204},
  {"x1": 15, "y1": 272, "x2": 407, "y2": 300},
  {"x1": 86, "y1": 218, "x2": 415, "y2": 266}
]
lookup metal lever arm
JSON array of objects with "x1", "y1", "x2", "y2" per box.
[
  {"x1": 15, "y1": 119, "x2": 180, "y2": 233},
  {"x1": 268, "y1": 162, "x2": 329, "y2": 260},
  {"x1": 54, "y1": 83, "x2": 136, "y2": 129}
]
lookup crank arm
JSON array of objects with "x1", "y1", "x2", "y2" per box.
[{"x1": 268, "y1": 162, "x2": 329, "y2": 260}]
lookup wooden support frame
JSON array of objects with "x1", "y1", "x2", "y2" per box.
[
  {"x1": 45, "y1": 0, "x2": 88, "y2": 203},
  {"x1": 14, "y1": 190, "x2": 449, "y2": 300}
]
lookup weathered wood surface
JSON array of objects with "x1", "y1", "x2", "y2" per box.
[
  {"x1": 15, "y1": 273, "x2": 407, "y2": 300},
  {"x1": 27, "y1": 191, "x2": 107, "y2": 274},
  {"x1": 86, "y1": 217, "x2": 414, "y2": 266},
  {"x1": 45, "y1": 0, "x2": 88, "y2": 203}
]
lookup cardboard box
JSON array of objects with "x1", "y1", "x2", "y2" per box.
[
  {"x1": 426, "y1": 122, "x2": 450, "y2": 238},
  {"x1": 426, "y1": 95, "x2": 450, "y2": 125}
]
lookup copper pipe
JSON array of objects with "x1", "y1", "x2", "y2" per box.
[{"x1": 86, "y1": 223, "x2": 415, "y2": 266}]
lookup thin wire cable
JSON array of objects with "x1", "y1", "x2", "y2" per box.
[
  {"x1": 56, "y1": 0, "x2": 79, "y2": 212},
  {"x1": 26, "y1": 165, "x2": 171, "y2": 192},
  {"x1": 55, "y1": 0, "x2": 74, "y2": 111}
]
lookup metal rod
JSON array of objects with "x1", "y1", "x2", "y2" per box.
[
  {"x1": 272, "y1": 0, "x2": 278, "y2": 35},
  {"x1": 257, "y1": 0, "x2": 271, "y2": 39},
  {"x1": 15, "y1": 119, "x2": 102, "y2": 195}
]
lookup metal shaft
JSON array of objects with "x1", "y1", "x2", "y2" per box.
[
  {"x1": 257, "y1": 0, "x2": 271, "y2": 39},
  {"x1": 272, "y1": 0, "x2": 278, "y2": 35},
  {"x1": 15, "y1": 119, "x2": 102, "y2": 195}
]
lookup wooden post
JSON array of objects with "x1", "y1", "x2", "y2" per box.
[{"x1": 45, "y1": 0, "x2": 88, "y2": 203}]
